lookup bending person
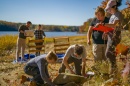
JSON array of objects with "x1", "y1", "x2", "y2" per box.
[
  {"x1": 59, "y1": 44, "x2": 87, "y2": 77},
  {"x1": 24, "y1": 51, "x2": 57, "y2": 86}
]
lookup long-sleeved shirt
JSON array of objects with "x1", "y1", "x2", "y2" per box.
[
  {"x1": 34, "y1": 30, "x2": 46, "y2": 39},
  {"x1": 26, "y1": 56, "x2": 55, "y2": 86}
]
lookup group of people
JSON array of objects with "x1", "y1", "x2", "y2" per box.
[
  {"x1": 16, "y1": 21, "x2": 87, "y2": 85},
  {"x1": 16, "y1": 22, "x2": 46, "y2": 62},
  {"x1": 87, "y1": 0, "x2": 123, "y2": 74},
  {"x1": 15, "y1": 0, "x2": 126, "y2": 86}
]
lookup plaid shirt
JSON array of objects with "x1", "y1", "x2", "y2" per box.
[{"x1": 34, "y1": 30, "x2": 46, "y2": 39}]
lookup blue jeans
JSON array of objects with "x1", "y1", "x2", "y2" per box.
[{"x1": 24, "y1": 65, "x2": 44, "y2": 84}]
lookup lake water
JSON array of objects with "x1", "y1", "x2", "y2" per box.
[{"x1": 0, "y1": 31, "x2": 86, "y2": 37}]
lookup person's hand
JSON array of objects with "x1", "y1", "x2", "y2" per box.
[
  {"x1": 102, "y1": 32, "x2": 108, "y2": 40},
  {"x1": 82, "y1": 73, "x2": 88, "y2": 77},
  {"x1": 24, "y1": 32, "x2": 27, "y2": 36},
  {"x1": 20, "y1": 30, "x2": 24, "y2": 33},
  {"x1": 87, "y1": 40, "x2": 91, "y2": 45},
  {"x1": 48, "y1": 78, "x2": 52, "y2": 81},
  {"x1": 70, "y1": 70, "x2": 75, "y2": 74}
]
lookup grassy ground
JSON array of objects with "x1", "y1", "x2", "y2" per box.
[{"x1": 0, "y1": 31, "x2": 130, "y2": 86}]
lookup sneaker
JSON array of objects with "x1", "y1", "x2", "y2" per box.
[
  {"x1": 20, "y1": 58, "x2": 28, "y2": 63},
  {"x1": 12, "y1": 59, "x2": 20, "y2": 64}
]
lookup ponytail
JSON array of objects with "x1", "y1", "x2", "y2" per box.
[{"x1": 116, "y1": 0, "x2": 122, "y2": 7}]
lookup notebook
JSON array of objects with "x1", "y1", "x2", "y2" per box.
[{"x1": 24, "y1": 30, "x2": 34, "y2": 37}]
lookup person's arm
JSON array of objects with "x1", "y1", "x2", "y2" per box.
[
  {"x1": 104, "y1": 20, "x2": 120, "y2": 28},
  {"x1": 19, "y1": 25, "x2": 24, "y2": 33},
  {"x1": 45, "y1": 65, "x2": 51, "y2": 79},
  {"x1": 43, "y1": 31, "x2": 46, "y2": 38},
  {"x1": 87, "y1": 18, "x2": 96, "y2": 45},
  {"x1": 63, "y1": 56, "x2": 75, "y2": 74},
  {"x1": 63, "y1": 47, "x2": 75, "y2": 74},
  {"x1": 82, "y1": 57, "x2": 86, "y2": 76},
  {"x1": 37, "y1": 60, "x2": 55, "y2": 86},
  {"x1": 34, "y1": 30, "x2": 36, "y2": 35},
  {"x1": 81, "y1": 46, "x2": 87, "y2": 76},
  {"x1": 87, "y1": 26, "x2": 93, "y2": 45}
]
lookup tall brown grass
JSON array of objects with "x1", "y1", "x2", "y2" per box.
[{"x1": 0, "y1": 35, "x2": 17, "y2": 56}]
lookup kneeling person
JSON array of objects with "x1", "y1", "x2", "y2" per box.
[
  {"x1": 59, "y1": 44, "x2": 87, "y2": 76},
  {"x1": 24, "y1": 51, "x2": 57, "y2": 86}
]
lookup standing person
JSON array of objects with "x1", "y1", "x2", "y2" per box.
[
  {"x1": 95, "y1": 0, "x2": 124, "y2": 74},
  {"x1": 34, "y1": 24, "x2": 46, "y2": 56},
  {"x1": 87, "y1": 7, "x2": 109, "y2": 62},
  {"x1": 23, "y1": 51, "x2": 57, "y2": 86},
  {"x1": 16, "y1": 21, "x2": 32, "y2": 62},
  {"x1": 59, "y1": 44, "x2": 87, "y2": 76}
]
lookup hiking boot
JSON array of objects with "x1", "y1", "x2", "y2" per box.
[
  {"x1": 20, "y1": 75, "x2": 27, "y2": 84},
  {"x1": 36, "y1": 81, "x2": 44, "y2": 86},
  {"x1": 36, "y1": 83, "x2": 44, "y2": 86},
  {"x1": 20, "y1": 58, "x2": 28, "y2": 63},
  {"x1": 28, "y1": 81, "x2": 37, "y2": 86},
  {"x1": 20, "y1": 75, "x2": 33, "y2": 84}
]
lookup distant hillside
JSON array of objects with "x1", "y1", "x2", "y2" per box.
[{"x1": 0, "y1": 20, "x2": 79, "y2": 32}]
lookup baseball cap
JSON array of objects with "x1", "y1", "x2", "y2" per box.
[{"x1": 105, "y1": 0, "x2": 117, "y2": 12}]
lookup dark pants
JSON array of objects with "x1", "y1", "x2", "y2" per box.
[
  {"x1": 35, "y1": 42, "x2": 43, "y2": 56},
  {"x1": 59, "y1": 56, "x2": 82, "y2": 75},
  {"x1": 105, "y1": 31, "x2": 121, "y2": 70},
  {"x1": 24, "y1": 65, "x2": 44, "y2": 84}
]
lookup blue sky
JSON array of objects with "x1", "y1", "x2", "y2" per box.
[{"x1": 0, "y1": 0, "x2": 127, "y2": 26}]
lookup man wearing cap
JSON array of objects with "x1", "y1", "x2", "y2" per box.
[
  {"x1": 16, "y1": 21, "x2": 32, "y2": 62},
  {"x1": 95, "y1": 0, "x2": 123, "y2": 74},
  {"x1": 59, "y1": 44, "x2": 87, "y2": 76}
]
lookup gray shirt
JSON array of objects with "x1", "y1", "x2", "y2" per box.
[
  {"x1": 26, "y1": 56, "x2": 55, "y2": 86},
  {"x1": 109, "y1": 11, "x2": 123, "y2": 31},
  {"x1": 18, "y1": 25, "x2": 29, "y2": 39},
  {"x1": 64, "y1": 45, "x2": 87, "y2": 59}
]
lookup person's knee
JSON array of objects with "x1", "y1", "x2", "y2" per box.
[
  {"x1": 24, "y1": 66, "x2": 33, "y2": 75},
  {"x1": 24, "y1": 66, "x2": 29, "y2": 74}
]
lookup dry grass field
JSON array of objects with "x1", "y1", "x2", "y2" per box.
[{"x1": 0, "y1": 31, "x2": 130, "y2": 86}]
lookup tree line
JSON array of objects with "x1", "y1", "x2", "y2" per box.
[{"x1": 0, "y1": 20, "x2": 79, "y2": 32}]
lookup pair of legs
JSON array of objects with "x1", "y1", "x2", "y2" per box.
[
  {"x1": 93, "y1": 44, "x2": 107, "y2": 62},
  {"x1": 59, "y1": 56, "x2": 82, "y2": 75},
  {"x1": 24, "y1": 65, "x2": 44, "y2": 84},
  {"x1": 105, "y1": 31, "x2": 121, "y2": 74},
  {"x1": 35, "y1": 42, "x2": 43, "y2": 56},
  {"x1": 16, "y1": 38, "x2": 26, "y2": 61}
]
